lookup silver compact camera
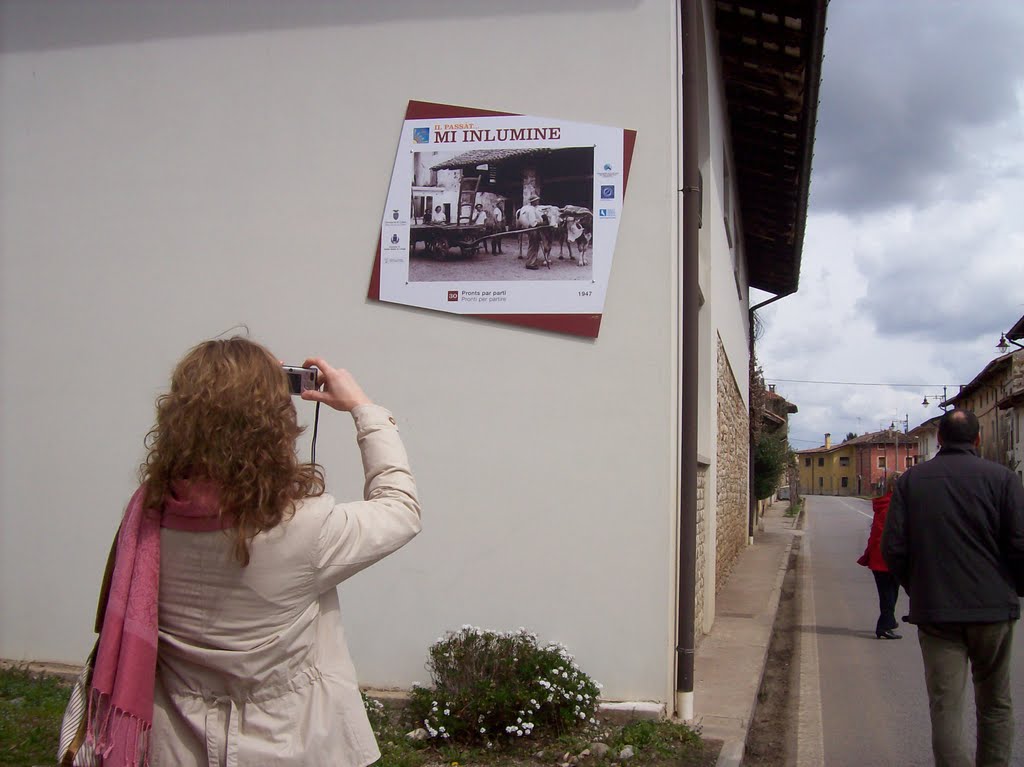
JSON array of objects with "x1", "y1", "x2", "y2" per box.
[{"x1": 282, "y1": 365, "x2": 318, "y2": 396}]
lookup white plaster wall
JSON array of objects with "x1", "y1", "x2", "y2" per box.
[
  {"x1": 918, "y1": 429, "x2": 940, "y2": 462},
  {"x1": 0, "y1": 0, "x2": 681, "y2": 702},
  {"x1": 702, "y1": 11, "x2": 751, "y2": 626},
  {"x1": 689, "y1": 0, "x2": 753, "y2": 632},
  {"x1": 702, "y1": 10, "x2": 751, "y2": 408}
]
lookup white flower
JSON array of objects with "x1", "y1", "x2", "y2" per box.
[
  {"x1": 444, "y1": 709, "x2": 450, "y2": 716},
  {"x1": 480, "y1": 727, "x2": 487, "y2": 734}
]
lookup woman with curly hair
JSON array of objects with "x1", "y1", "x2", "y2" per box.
[{"x1": 86, "y1": 337, "x2": 421, "y2": 767}]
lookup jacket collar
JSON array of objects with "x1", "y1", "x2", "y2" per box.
[{"x1": 937, "y1": 442, "x2": 978, "y2": 456}]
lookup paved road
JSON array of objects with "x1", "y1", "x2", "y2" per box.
[{"x1": 797, "y1": 494, "x2": 1024, "y2": 766}]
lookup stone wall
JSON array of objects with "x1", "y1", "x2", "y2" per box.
[
  {"x1": 694, "y1": 463, "x2": 708, "y2": 636},
  {"x1": 716, "y1": 336, "x2": 749, "y2": 592}
]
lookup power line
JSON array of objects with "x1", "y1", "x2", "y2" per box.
[{"x1": 765, "y1": 378, "x2": 959, "y2": 388}]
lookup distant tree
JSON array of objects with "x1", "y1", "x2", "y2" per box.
[
  {"x1": 748, "y1": 312, "x2": 794, "y2": 503},
  {"x1": 845, "y1": 432, "x2": 858, "y2": 441},
  {"x1": 754, "y1": 431, "x2": 789, "y2": 500}
]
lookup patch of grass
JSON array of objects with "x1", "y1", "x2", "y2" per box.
[
  {"x1": 369, "y1": 704, "x2": 717, "y2": 767},
  {"x1": 785, "y1": 498, "x2": 804, "y2": 518},
  {"x1": 0, "y1": 665, "x2": 71, "y2": 767},
  {"x1": 364, "y1": 694, "x2": 429, "y2": 767},
  {"x1": 609, "y1": 720, "x2": 703, "y2": 757}
]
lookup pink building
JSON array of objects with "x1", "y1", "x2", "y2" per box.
[{"x1": 850, "y1": 430, "x2": 919, "y2": 494}]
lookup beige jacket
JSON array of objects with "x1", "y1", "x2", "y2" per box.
[{"x1": 151, "y1": 405, "x2": 421, "y2": 767}]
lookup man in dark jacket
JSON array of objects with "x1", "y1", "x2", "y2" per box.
[{"x1": 883, "y1": 408, "x2": 1024, "y2": 766}]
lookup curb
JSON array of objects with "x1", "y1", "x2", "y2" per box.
[{"x1": 713, "y1": 517, "x2": 800, "y2": 767}]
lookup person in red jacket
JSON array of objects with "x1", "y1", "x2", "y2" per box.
[{"x1": 857, "y1": 471, "x2": 903, "y2": 639}]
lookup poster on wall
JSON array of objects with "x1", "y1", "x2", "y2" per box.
[{"x1": 368, "y1": 101, "x2": 637, "y2": 338}]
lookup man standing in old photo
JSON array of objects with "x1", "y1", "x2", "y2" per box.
[{"x1": 883, "y1": 408, "x2": 1024, "y2": 766}]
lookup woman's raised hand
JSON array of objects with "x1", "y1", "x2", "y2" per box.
[{"x1": 300, "y1": 358, "x2": 372, "y2": 412}]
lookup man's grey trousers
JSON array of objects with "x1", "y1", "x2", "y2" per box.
[{"x1": 918, "y1": 620, "x2": 1016, "y2": 767}]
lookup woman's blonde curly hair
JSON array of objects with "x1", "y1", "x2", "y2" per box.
[{"x1": 140, "y1": 337, "x2": 324, "y2": 565}]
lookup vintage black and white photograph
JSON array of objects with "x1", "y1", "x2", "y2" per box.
[{"x1": 407, "y1": 146, "x2": 595, "y2": 282}]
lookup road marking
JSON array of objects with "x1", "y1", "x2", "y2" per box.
[
  {"x1": 835, "y1": 497, "x2": 873, "y2": 520},
  {"x1": 796, "y1": 506, "x2": 825, "y2": 766}
]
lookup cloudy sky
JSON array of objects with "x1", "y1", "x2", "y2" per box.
[{"x1": 752, "y1": 0, "x2": 1024, "y2": 451}]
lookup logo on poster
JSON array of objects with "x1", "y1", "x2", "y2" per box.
[
  {"x1": 413, "y1": 127, "x2": 431, "y2": 144},
  {"x1": 392, "y1": 209, "x2": 400, "y2": 220},
  {"x1": 447, "y1": 290, "x2": 459, "y2": 302},
  {"x1": 598, "y1": 208, "x2": 616, "y2": 219},
  {"x1": 390, "y1": 234, "x2": 400, "y2": 245},
  {"x1": 600, "y1": 185, "x2": 615, "y2": 200},
  {"x1": 603, "y1": 163, "x2": 613, "y2": 171}
]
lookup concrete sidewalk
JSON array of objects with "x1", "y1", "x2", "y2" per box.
[{"x1": 693, "y1": 501, "x2": 800, "y2": 766}]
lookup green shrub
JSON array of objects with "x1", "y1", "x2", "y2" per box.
[
  {"x1": 754, "y1": 432, "x2": 790, "y2": 500},
  {"x1": 408, "y1": 627, "x2": 601, "y2": 745}
]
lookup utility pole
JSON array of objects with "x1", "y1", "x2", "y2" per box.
[{"x1": 891, "y1": 414, "x2": 909, "y2": 475}]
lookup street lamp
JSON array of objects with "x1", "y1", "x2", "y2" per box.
[
  {"x1": 997, "y1": 333, "x2": 1024, "y2": 353},
  {"x1": 921, "y1": 386, "x2": 949, "y2": 411}
]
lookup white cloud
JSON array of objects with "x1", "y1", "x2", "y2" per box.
[{"x1": 754, "y1": 2, "x2": 1024, "y2": 451}]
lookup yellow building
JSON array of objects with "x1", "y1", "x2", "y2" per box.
[{"x1": 797, "y1": 433, "x2": 859, "y2": 496}]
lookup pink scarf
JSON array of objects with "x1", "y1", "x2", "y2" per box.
[{"x1": 87, "y1": 481, "x2": 229, "y2": 766}]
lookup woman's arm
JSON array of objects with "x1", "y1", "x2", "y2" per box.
[{"x1": 300, "y1": 359, "x2": 421, "y2": 590}]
